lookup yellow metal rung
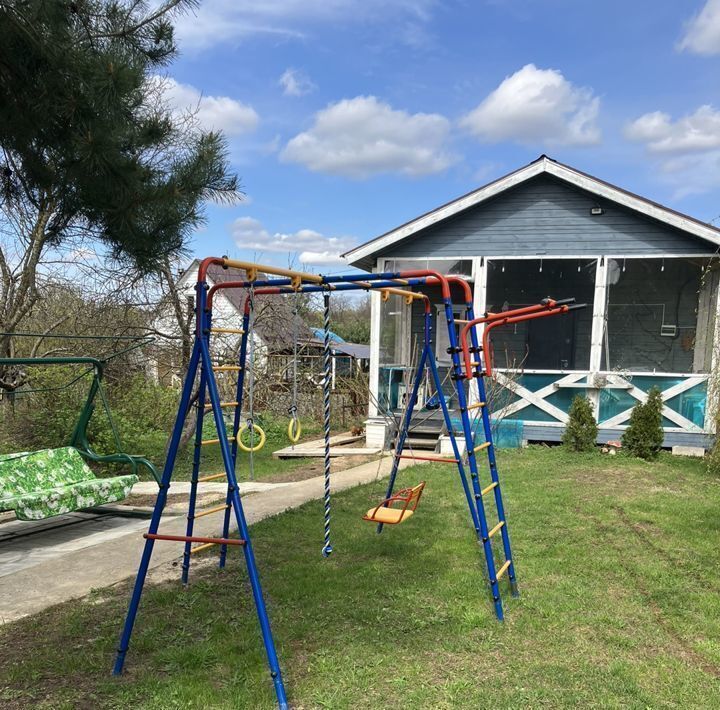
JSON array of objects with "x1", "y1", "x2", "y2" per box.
[
  {"x1": 201, "y1": 437, "x2": 233, "y2": 445},
  {"x1": 496, "y1": 559, "x2": 512, "y2": 581},
  {"x1": 488, "y1": 520, "x2": 505, "y2": 538},
  {"x1": 470, "y1": 361, "x2": 482, "y2": 367},
  {"x1": 190, "y1": 542, "x2": 217, "y2": 554},
  {"x1": 210, "y1": 328, "x2": 246, "y2": 335},
  {"x1": 474, "y1": 441, "x2": 491, "y2": 453},
  {"x1": 466, "y1": 402, "x2": 486, "y2": 411},
  {"x1": 193, "y1": 504, "x2": 230, "y2": 520},
  {"x1": 204, "y1": 401, "x2": 239, "y2": 410},
  {"x1": 455, "y1": 318, "x2": 471, "y2": 324},
  {"x1": 212, "y1": 365, "x2": 243, "y2": 372},
  {"x1": 197, "y1": 472, "x2": 227, "y2": 482},
  {"x1": 481, "y1": 481, "x2": 498, "y2": 496}
]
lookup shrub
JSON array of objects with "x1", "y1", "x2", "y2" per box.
[
  {"x1": 562, "y1": 395, "x2": 598, "y2": 452},
  {"x1": 622, "y1": 386, "x2": 664, "y2": 460}
]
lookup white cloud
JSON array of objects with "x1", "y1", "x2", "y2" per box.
[
  {"x1": 175, "y1": 0, "x2": 435, "y2": 51},
  {"x1": 625, "y1": 105, "x2": 720, "y2": 198},
  {"x1": 279, "y1": 68, "x2": 315, "y2": 97},
  {"x1": 159, "y1": 77, "x2": 259, "y2": 136},
  {"x1": 625, "y1": 106, "x2": 720, "y2": 154},
  {"x1": 460, "y1": 64, "x2": 601, "y2": 147},
  {"x1": 280, "y1": 96, "x2": 455, "y2": 178},
  {"x1": 231, "y1": 217, "x2": 354, "y2": 265},
  {"x1": 678, "y1": 0, "x2": 720, "y2": 55}
]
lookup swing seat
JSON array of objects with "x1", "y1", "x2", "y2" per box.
[
  {"x1": 0, "y1": 447, "x2": 138, "y2": 521},
  {"x1": 363, "y1": 482, "x2": 426, "y2": 525}
]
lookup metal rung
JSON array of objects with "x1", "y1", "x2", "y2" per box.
[
  {"x1": 470, "y1": 361, "x2": 482, "y2": 367},
  {"x1": 474, "y1": 442, "x2": 491, "y2": 453},
  {"x1": 466, "y1": 402, "x2": 486, "y2": 411},
  {"x1": 488, "y1": 520, "x2": 505, "y2": 538},
  {"x1": 201, "y1": 437, "x2": 234, "y2": 445},
  {"x1": 144, "y1": 533, "x2": 244, "y2": 546},
  {"x1": 397, "y1": 454, "x2": 459, "y2": 464},
  {"x1": 193, "y1": 504, "x2": 230, "y2": 519},
  {"x1": 210, "y1": 328, "x2": 246, "y2": 335},
  {"x1": 212, "y1": 365, "x2": 243, "y2": 372},
  {"x1": 197, "y1": 472, "x2": 227, "y2": 482},
  {"x1": 455, "y1": 318, "x2": 471, "y2": 324},
  {"x1": 481, "y1": 481, "x2": 498, "y2": 496},
  {"x1": 496, "y1": 559, "x2": 512, "y2": 581},
  {"x1": 204, "y1": 401, "x2": 239, "y2": 410}
]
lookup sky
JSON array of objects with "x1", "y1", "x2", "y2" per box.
[{"x1": 160, "y1": 0, "x2": 720, "y2": 274}]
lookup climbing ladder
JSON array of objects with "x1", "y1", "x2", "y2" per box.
[
  {"x1": 380, "y1": 277, "x2": 580, "y2": 620},
  {"x1": 113, "y1": 279, "x2": 288, "y2": 708}
]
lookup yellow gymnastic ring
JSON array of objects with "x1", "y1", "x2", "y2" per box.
[
  {"x1": 287, "y1": 417, "x2": 302, "y2": 444},
  {"x1": 237, "y1": 422, "x2": 266, "y2": 452}
]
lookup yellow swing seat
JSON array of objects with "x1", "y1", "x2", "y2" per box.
[{"x1": 363, "y1": 481, "x2": 426, "y2": 525}]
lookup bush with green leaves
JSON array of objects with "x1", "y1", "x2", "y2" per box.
[
  {"x1": 562, "y1": 395, "x2": 598, "y2": 452},
  {"x1": 622, "y1": 386, "x2": 664, "y2": 459}
]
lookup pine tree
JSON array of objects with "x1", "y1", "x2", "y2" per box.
[
  {"x1": 562, "y1": 395, "x2": 598, "y2": 452},
  {"x1": 0, "y1": 0, "x2": 239, "y2": 360},
  {"x1": 622, "y1": 386, "x2": 664, "y2": 459}
]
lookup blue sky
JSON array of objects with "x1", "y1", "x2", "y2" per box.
[{"x1": 161, "y1": 0, "x2": 720, "y2": 273}]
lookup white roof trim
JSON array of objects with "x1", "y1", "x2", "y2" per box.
[{"x1": 342, "y1": 157, "x2": 720, "y2": 264}]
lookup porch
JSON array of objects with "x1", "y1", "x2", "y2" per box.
[{"x1": 370, "y1": 255, "x2": 718, "y2": 450}]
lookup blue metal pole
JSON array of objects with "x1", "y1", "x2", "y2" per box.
[
  {"x1": 181, "y1": 365, "x2": 206, "y2": 584},
  {"x1": 199, "y1": 332, "x2": 288, "y2": 709},
  {"x1": 113, "y1": 336, "x2": 202, "y2": 675},
  {"x1": 442, "y1": 296, "x2": 505, "y2": 621},
  {"x1": 376, "y1": 344, "x2": 429, "y2": 534},
  {"x1": 219, "y1": 308, "x2": 251, "y2": 569},
  {"x1": 425, "y1": 351, "x2": 481, "y2": 537},
  {"x1": 465, "y1": 301, "x2": 519, "y2": 597}
]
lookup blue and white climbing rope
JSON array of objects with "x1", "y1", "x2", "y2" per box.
[{"x1": 321, "y1": 290, "x2": 333, "y2": 557}]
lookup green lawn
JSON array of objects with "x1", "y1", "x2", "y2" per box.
[
  {"x1": 166, "y1": 417, "x2": 327, "y2": 482},
  {"x1": 2, "y1": 447, "x2": 720, "y2": 708}
]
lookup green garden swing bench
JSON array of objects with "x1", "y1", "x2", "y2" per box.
[{"x1": 0, "y1": 351, "x2": 160, "y2": 521}]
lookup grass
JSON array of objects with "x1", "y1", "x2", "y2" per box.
[{"x1": 2, "y1": 447, "x2": 720, "y2": 708}]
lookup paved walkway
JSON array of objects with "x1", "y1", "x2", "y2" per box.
[{"x1": 0, "y1": 456, "x2": 413, "y2": 623}]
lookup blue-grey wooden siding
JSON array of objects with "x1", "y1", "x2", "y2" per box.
[{"x1": 373, "y1": 175, "x2": 716, "y2": 263}]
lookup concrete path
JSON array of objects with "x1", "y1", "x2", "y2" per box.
[{"x1": 0, "y1": 456, "x2": 414, "y2": 623}]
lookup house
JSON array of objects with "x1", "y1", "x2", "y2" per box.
[
  {"x1": 343, "y1": 155, "x2": 720, "y2": 450},
  {"x1": 153, "y1": 259, "x2": 369, "y2": 390}
]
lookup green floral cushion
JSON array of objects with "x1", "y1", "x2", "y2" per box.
[
  {"x1": 0, "y1": 447, "x2": 92, "y2": 497},
  {"x1": 4, "y1": 476, "x2": 138, "y2": 521},
  {"x1": 0, "y1": 447, "x2": 138, "y2": 520}
]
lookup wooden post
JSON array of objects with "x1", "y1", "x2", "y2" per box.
[
  {"x1": 470, "y1": 257, "x2": 488, "y2": 407},
  {"x1": 368, "y1": 262, "x2": 382, "y2": 417},
  {"x1": 589, "y1": 257, "x2": 608, "y2": 419}
]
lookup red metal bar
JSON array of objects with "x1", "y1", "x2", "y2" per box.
[
  {"x1": 144, "y1": 533, "x2": 246, "y2": 546},
  {"x1": 459, "y1": 304, "x2": 570, "y2": 378},
  {"x1": 397, "y1": 454, "x2": 459, "y2": 464}
]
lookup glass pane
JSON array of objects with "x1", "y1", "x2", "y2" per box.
[
  {"x1": 604, "y1": 258, "x2": 703, "y2": 373},
  {"x1": 486, "y1": 259, "x2": 596, "y2": 369}
]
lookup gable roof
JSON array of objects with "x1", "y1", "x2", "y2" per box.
[{"x1": 342, "y1": 155, "x2": 720, "y2": 269}]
